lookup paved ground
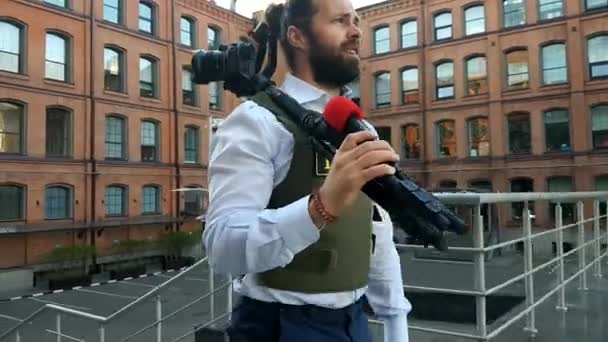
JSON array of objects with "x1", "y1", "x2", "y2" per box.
[{"x1": 0, "y1": 242, "x2": 607, "y2": 341}]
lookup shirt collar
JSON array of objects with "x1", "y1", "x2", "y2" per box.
[{"x1": 280, "y1": 73, "x2": 352, "y2": 105}]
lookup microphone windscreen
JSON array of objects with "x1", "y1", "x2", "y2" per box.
[{"x1": 323, "y1": 96, "x2": 363, "y2": 133}]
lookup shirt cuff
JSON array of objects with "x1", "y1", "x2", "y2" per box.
[
  {"x1": 381, "y1": 313, "x2": 410, "y2": 342},
  {"x1": 274, "y1": 195, "x2": 320, "y2": 255}
]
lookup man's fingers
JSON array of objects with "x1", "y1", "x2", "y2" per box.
[
  {"x1": 348, "y1": 140, "x2": 394, "y2": 161},
  {"x1": 339, "y1": 131, "x2": 376, "y2": 151},
  {"x1": 355, "y1": 150, "x2": 399, "y2": 170},
  {"x1": 361, "y1": 164, "x2": 396, "y2": 183}
]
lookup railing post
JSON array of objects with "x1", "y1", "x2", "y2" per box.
[
  {"x1": 209, "y1": 264, "x2": 215, "y2": 321},
  {"x1": 523, "y1": 201, "x2": 537, "y2": 337},
  {"x1": 15, "y1": 331, "x2": 20, "y2": 342},
  {"x1": 594, "y1": 200, "x2": 602, "y2": 278},
  {"x1": 473, "y1": 204, "x2": 487, "y2": 340},
  {"x1": 577, "y1": 201, "x2": 588, "y2": 290},
  {"x1": 56, "y1": 313, "x2": 62, "y2": 342},
  {"x1": 156, "y1": 295, "x2": 162, "y2": 342},
  {"x1": 227, "y1": 273, "x2": 233, "y2": 320},
  {"x1": 555, "y1": 203, "x2": 567, "y2": 311},
  {"x1": 98, "y1": 324, "x2": 105, "y2": 342}
]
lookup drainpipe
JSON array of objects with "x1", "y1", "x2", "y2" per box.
[
  {"x1": 420, "y1": 0, "x2": 429, "y2": 187},
  {"x1": 171, "y1": 0, "x2": 182, "y2": 231},
  {"x1": 89, "y1": 0, "x2": 99, "y2": 272},
  {"x1": 230, "y1": 0, "x2": 237, "y2": 12}
]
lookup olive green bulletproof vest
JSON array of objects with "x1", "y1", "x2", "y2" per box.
[{"x1": 251, "y1": 92, "x2": 374, "y2": 294}]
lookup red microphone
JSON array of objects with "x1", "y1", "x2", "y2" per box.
[{"x1": 323, "y1": 96, "x2": 379, "y2": 142}]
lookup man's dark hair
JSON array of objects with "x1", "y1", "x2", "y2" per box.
[{"x1": 265, "y1": 0, "x2": 319, "y2": 70}]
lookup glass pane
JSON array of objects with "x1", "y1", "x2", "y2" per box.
[
  {"x1": 105, "y1": 117, "x2": 124, "y2": 158},
  {"x1": 543, "y1": 44, "x2": 566, "y2": 69},
  {"x1": 402, "y1": 69, "x2": 418, "y2": 91},
  {"x1": 140, "y1": 58, "x2": 153, "y2": 83},
  {"x1": 47, "y1": 108, "x2": 70, "y2": 156},
  {"x1": 141, "y1": 121, "x2": 157, "y2": 146},
  {"x1": 143, "y1": 187, "x2": 158, "y2": 213},
  {"x1": 592, "y1": 106, "x2": 608, "y2": 130},
  {"x1": 208, "y1": 27, "x2": 219, "y2": 49},
  {"x1": 375, "y1": 27, "x2": 390, "y2": 53},
  {"x1": 401, "y1": 125, "x2": 420, "y2": 159},
  {"x1": 435, "y1": 12, "x2": 452, "y2": 27},
  {"x1": 436, "y1": 62, "x2": 454, "y2": 84},
  {"x1": 0, "y1": 52, "x2": 19, "y2": 73},
  {"x1": 588, "y1": 36, "x2": 608, "y2": 63},
  {"x1": 0, "y1": 22, "x2": 21, "y2": 54},
  {"x1": 105, "y1": 187, "x2": 124, "y2": 216},
  {"x1": 591, "y1": 63, "x2": 608, "y2": 78},
  {"x1": 544, "y1": 68, "x2": 567, "y2": 84},
  {"x1": 436, "y1": 27, "x2": 452, "y2": 40},
  {"x1": 437, "y1": 86, "x2": 454, "y2": 99},
  {"x1": 182, "y1": 69, "x2": 193, "y2": 91},
  {"x1": 185, "y1": 128, "x2": 199, "y2": 163},
  {"x1": 140, "y1": 19, "x2": 151, "y2": 33},
  {"x1": 181, "y1": 18, "x2": 192, "y2": 46},
  {"x1": 104, "y1": 7, "x2": 119, "y2": 23},
  {"x1": 587, "y1": 0, "x2": 608, "y2": 10},
  {"x1": 104, "y1": 49, "x2": 120, "y2": 75},
  {"x1": 437, "y1": 121, "x2": 456, "y2": 157},
  {"x1": 0, "y1": 102, "x2": 22, "y2": 153},
  {"x1": 539, "y1": 0, "x2": 564, "y2": 19},
  {"x1": 45, "y1": 187, "x2": 69, "y2": 219},
  {"x1": 45, "y1": 61, "x2": 65, "y2": 81},
  {"x1": 503, "y1": 0, "x2": 526, "y2": 27},
  {"x1": 46, "y1": 34, "x2": 66, "y2": 63},
  {"x1": 0, "y1": 186, "x2": 22, "y2": 220},
  {"x1": 401, "y1": 21, "x2": 417, "y2": 48},
  {"x1": 508, "y1": 51, "x2": 529, "y2": 87},
  {"x1": 465, "y1": 6, "x2": 485, "y2": 35},
  {"x1": 375, "y1": 73, "x2": 391, "y2": 105},
  {"x1": 509, "y1": 115, "x2": 531, "y2": 153},
  {"x1": 468, "y1": 118, "x2": 490, "y2": 157},
  {"x1": 45, "y1": 0, "x2": 67, "y2": 7},
  {"x1": 139, "y1": 2, "x2": 151, "y2": 19}
]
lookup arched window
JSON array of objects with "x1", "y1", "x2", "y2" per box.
[
  {"x1": 45, "y1": 32, "x2": 70, "y2": 81},
  {"x1": 401, "y1": 67, "x2": 418, "y2": 104},
  {"x1": 0, "y1": 20, "x2": 23, "y2": 73},
  {"x1": 45, "y1": 185, "x2": 72, "y2": 219},
  {"x1": 466, "y1": 56, "x2": 487, "y2": 95},
  {"x1": 208, "y1": 26, "x2": 221, "y2": 49},
  {"x1": 541, "y1": 43, "x2": 567, "y2": 85},
  {"x1": 433, "y1": 11, "x2": 452, "y2": 41},
  {"x1": 544, "y1": 109, "x2": 570, "y2": 152},
  {"x1": 508, "y1": 113, "x2": 531, "y2": 154},
  {"x1": 467, "y1": 117, "x2": 490, "y2": 157},
  {"x1": 139, "y1": 56, "x2": 158, "y2": 98},
  {"x1": 0, "y1": 102, "x2": 24, "y2": 154},
  {"x1": 180, "y1": 16, "x2": 196, "y2": 47},
  {"x1": 142, "y1": 185, "x2": 160, "y2": 214},
  {"x1": 0, "y1": 184, "x2": 24, "y2": 221},
  {"x1": 506, "y1": 49, "x2": 529, "y2": 89},
  {"x1": 539, "y1": 0, "x2": 564, "y2": 20},
  {"x1": 105, "y1": 115, "x2": 126, "y2": 159},
  {"x1": 503, "y1": 0, "x2": 526, "y2": 28},
  {"x1": 138, "y1": 1, "x2": 156, "y2": 35},
  {"x1": 435, "y1": 61, "x2": 454, "y2": 100},
  {"x1": 104, "y1": 46, "x2": 125, "y2": 92},
  {"x1": 400, "y1": 124, "x2": 420, "y2": 160},
  {"x1": 184, "y1": 126, "x2": 200, "y2": 163},
  {"x1": 141, "y1": 120, "x2": 159, "y2": 162},
  {"x1": 592, "y1": 105, "x2": 608, "y2": 149},
  {"x1": 588, "y1": 35, "x2": 608, "y2": 80},
  {"x1": 105, "y1": 185, "x2": 127, "y2": 217},
  {"x1": 375, "y1": 72, "x2": 391, "y2": 108},
  {"x1": 465, "y1": 5, "x2": 485, "y2": 36},
  {"x1": 400, "y1": 20, "x2": 417, "y2": 48},
  {"x1": 46, "y1": 107, "x2": 72, "y2": 157},
  {"x1": 436, "y1": 120, "x2": 456, "y2": 157},
  {"x1": 373, "y1": 26, "x2": 390, "y2": 54}
]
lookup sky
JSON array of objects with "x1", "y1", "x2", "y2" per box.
[{"x1": 215, "y1": 0, "x2": 386, "y2": 17}]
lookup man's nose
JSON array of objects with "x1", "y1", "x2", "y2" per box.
[{"x1": 348, "y1": 22, "x2": 362, "y2": 39}]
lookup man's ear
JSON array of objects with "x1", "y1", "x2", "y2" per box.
[{"x1": 286, "y1": 25, "x2": 309, "y2": 53}]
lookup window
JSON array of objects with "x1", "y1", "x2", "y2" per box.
[
  {"x1": 470, "y1": 180, "x2": 493, "y2": 192},
  {"x1": 595, "y1": 175, "x2": 608, "y2": 216},
  {"x1": 468, "y1": 117, "x2": 490, "y2": 157},
  {"x1": 103, "y1": 0, "x2": 122, "y2": 24},
  {"x1": 436, "y1": 120, "x2": 456, "y2": 158},
  {"x1": 44, "y1": 0, "x2": 68, "y2": 7},
  {"x1": 548, "y1": 177, "x2": 575, "y2": 223},
  {"x1": 141, "y1": 120, "x2": 158, "y2": 162},
  {"x1": 105, "y1": 116, "x2": 126, "y2": 159},
  {"x1": 401, "y1": 20, "x2": 417, "y2": 48},
  {"x1": 592, "y1": 105, "x2": 608, "y2": 149},
  {"x1": 435, "y1": 61, "x2": 454, "y2": 100},
  {"x1": 139, "y1": 57, "x2": 157, "y2": 98},
  {"x1": 434, "y1": 12, "x2": 452, "y2": 41},
  {"x1": 503, "y1": 0, "x2": 526, "y2": 28},
  {"x1": 180, "y1": 17, "x2": 195, "y2": 47},
  {"x1": 45, "y1": 33, "x2": 69, "y2": 81},
  {"x1": 139, "y1": 1, "x2": 155, "y2": 34},
  {"x1": 373, "y1": 26, "x2": 390, "y2": 54},
  {"x1": 586, "y1": 0, "x2": 608, "y2": 11},
  {"x1": 142, "y1": 185, "x2": 160, "y2": 214},
  {"x1": 544, "y1": 109, "x2": 570, "y2": 152},
  {"x1": 0, "y1": 102, "x2": 23, "y2": 154},
  {"x1": 511, "y1": 178, "x2": 534, "y2": 221},
  {"x1": 588, "y1": 35, "x2": 608, "y2": 80},
  {"x1": 105, "y1": 186, "x2": 126, "y2": 217},
  {"x1": 401, "y1": 68, "x2": 418, "y2": 104},
  {"x1": 208, "y1": 26, "x2": 221, "y2": 49},
  {"x1": 466, "y1": 56, "x2": 488, "y2": 95},
  {"x1": 508, "y1": 113, "x2": 531, "y2": 154},
  {"x1": 104, "y1": 47, "x2": 124, "y2": 92},
  {"x1": 0, "y1": 185, "x2": 24, "y2": 221},
  {"x1": 46, "y1": 107, "x2": 71, "y2": 157},
  {"x1": 375, "y1": 126, "x2": 391, "y2": 143},
  {"x1": 209, "y1": 82, "x2": 221, "y2": 110},
  {"x1": 465, "y1": 5, "x2": 485, "y2": 36},
  {"x1": 375, "y1": 72, "x2": 391, "y2": 108},
  {"x1": 506, "y1": 49, "x2": 529, "y2": 89},
  {"x1": 184, "y1": 185, "x2": 206, "y2": 216},
  {"x1": 539, "y1": 0, "x2": 563, "y2": 20},
  {"x1": 400, "y1": 124, "x2": 420, "y2": 160},
  {"x1": 184, "y1": 126, "x2": 199, "y2": 163},
  {"x1": 542, "y1": 43, "x2": 567, "y2": 85},
  {"x1": 0, "y1": 21, "x2": 23, "y2": 73},
  {"x1": 182, "y1": 67, "x2": 197, "y2": 106},
  {"x1": 45, "y1": 186, "x2": 71, "y2": 219}
]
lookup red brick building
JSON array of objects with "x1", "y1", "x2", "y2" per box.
[
  {"x1": 356, "y1": 0, "x2": 608, "y2": 227},
  {"x1": 0, "y1": 0, "x2": 254, "y2": 269}
]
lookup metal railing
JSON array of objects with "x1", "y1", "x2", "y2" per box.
[
  {"x1": 369, "y1": 191, "x2": 608, "y2": 341},
  {"x1": 1, "y1": 191, "x2": 607, "y2": 341}
]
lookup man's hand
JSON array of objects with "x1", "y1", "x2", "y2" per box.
[{"x1": 315, "y1": 131, "x2": 399, "y2": 219}]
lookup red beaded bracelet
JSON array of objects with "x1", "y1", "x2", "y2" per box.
[{"x1": 311, "y1": 189, "x2": 337, "y2": 224}]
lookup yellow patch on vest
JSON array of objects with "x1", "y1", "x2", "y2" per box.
[{"x1": 315, "y1": 152, "x2": 332, "y2": 176}]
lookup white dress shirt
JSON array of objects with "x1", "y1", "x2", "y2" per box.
[{"x1": 203, "y1": 73, "x2": 411, "y2": 341}]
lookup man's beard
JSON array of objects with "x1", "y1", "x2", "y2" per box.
[{"x1": 308, "y1": 37, "x2": 360, "y2": 88}]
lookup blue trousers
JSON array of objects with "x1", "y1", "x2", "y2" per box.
[{"x1": 227, "y1": 296, "x2": 373, "y2": 342}]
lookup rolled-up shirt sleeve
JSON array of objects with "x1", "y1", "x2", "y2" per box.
[{"x1": 203, "y1": 101, "x2": 320, "y2": 277}]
